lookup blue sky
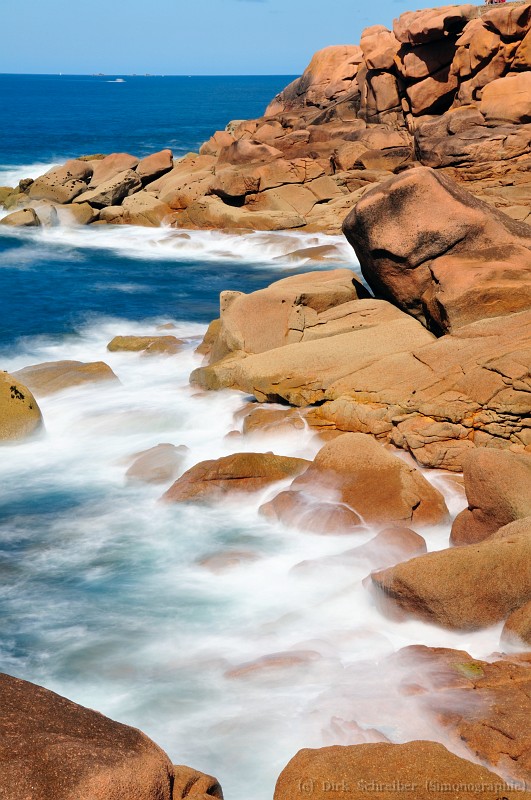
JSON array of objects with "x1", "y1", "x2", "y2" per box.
[{"x1": 2, "y1": 0, "x2": 478, "y2": 75}]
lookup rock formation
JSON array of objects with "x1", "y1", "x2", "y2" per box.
[
  {"x1": 0, "y1": 371, "x2": 44, "y2": 442},
  {"x1": 2, "y1": 3, "x2": 530, "y2": 233}
]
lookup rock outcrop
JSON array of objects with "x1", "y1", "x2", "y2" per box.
[
  {"x1": 107, "y1": 335, "x2": 184, "y2": 355},
  {"x1": 0, "y1": 372, "x2": 43, "y2": 442}
]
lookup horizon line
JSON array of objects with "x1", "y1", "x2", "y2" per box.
[{"x1": 0, "y1": 72, "x2": 299, "y2": 78}]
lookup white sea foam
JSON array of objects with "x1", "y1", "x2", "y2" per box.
[
  {"x1": 0, "y1": 316, "x2": 504, "y2": 800},
  {"x1": 0, "y1": 222, "x2": 358, "y2": 268},
  {"x1": 0, "y1": 161, "x2": 60, "y2": 187}
]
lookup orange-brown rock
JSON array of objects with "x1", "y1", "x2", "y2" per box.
[
  {"x1": 480, "y1": 72, "x2": 531, "y2": 125},
  {"x1": 343, "y1": 167, "x2": 531, "y2": 334},
  {"x1": 107, "y1": 335, "x2": 184, "y2": 354},
  {"x1": 27, "y1": 160, "x2": 92, "y2": 204},
  {"x1": 274, "y1": 740, "x2": 528, "y2": 800},
  {"x1": 265, "y1": 45, "x2": 363, "y2": 115},
  {"x1": 393, "y1": 5, "x2": 478, "y2": 45},
  {"x1": 501, "y1": 600, "x2": 531, "y2": 651},
  {"x1": 273, "y1": 433, "x2": 448, "y2": 527},
  {"x1": 162, "y1": 452, "x2": 309, "y2": 503},
  {"x1": 74, "y1": 169, "x2": 142, "y2": 208},
  {"x1": 135, "y1": 149, "x2": 173, "y2": 183},
  {"x1": 360, "y1": 26, "x2": 400, "y2": 71},
  {"x1": 121, "y1": 192, "x2": 173, "y2": 226},
  {"x1": 0, "y1": 372, "x2": 43, "y2": 442},
  {"x1": 240, "y1": 406, "x2": 306, "y2": 437},
  {"x1": 226, "y1": 650, "x2": 321, "y2": 679},
  {"x1": 0, "y1": 208, "x2": 40, "y2": 227},
  {"x1": 172, "y1": 765, "x2": 223, "y2": 798},
  {"x1": 197, "y1": 550, "x2": 260, "y2": 572},
  {"x1": 125, "y1": 443, "x2": 188, "y2": 485},
  {"x1": 450, "y1": 450, "x2": 531, "y2": 545},
  {"x1": 12, "y1": 360, "x2": 118, "y2": 396},
  {"x1": 88, "y1": 152, "x2": 139, "y2": 187},
  {"x1": 389, "y1": 645, "x2": 531, "y2": 784},
  {"x1": 372, "y1": 523, "x2": 531, "y2": 629},
  {"x1": 0, "y1": 672, "x2": 175, "y2": 800},
  {"x1": 201, "y1": 269, "x2": 367, "y2": 363}
]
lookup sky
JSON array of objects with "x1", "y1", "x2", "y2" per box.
[{"x1": 1, "y1": 0, "x2": 479, "y2": 75}]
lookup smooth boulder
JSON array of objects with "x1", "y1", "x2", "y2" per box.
[
  {"x1": 13, "y1": 360, "x2": 119, "y2": 396},
  {"x1": 162, "y1": 452, "x2": 309, "y2": 503},
  {"x1": 451, "y1": 449, "x2": 531, "y2": 545},
  {"x1": 0, "y1": 672, "x2": 174, "y2": 800},
  {"x1": 274, "y1": 740, "x2": 527, "y2": 800},
  {"x1": 372, "y1": 521, "x2": 531, "y2": 629},
  {"x1": 0, "y1": 372, "x2": 43, "y2": 442}
]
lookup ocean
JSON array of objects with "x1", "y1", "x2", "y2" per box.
[{"x1": 0, "y1": 75, "x2": 493, "y2": 799}]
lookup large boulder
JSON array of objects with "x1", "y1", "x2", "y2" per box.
[
  {"x1": 107, "y1": 335, "x2": 184, "y2": 355},
  {"x1": 136, "y1": 149, "x2": 173, "y2": 184},
  {"x1": 0, "y1": 672, "x2": 175, "y2": 800},
  {"x1": 264, "y1": 433, "x2": 448, "y2": 527},
  {"x1": 28, "y1": 160, "x2": 92, "y2": 204},
  {"x1": 13, "y1": 360, "x2": 119, "y2": 397},
  {"x1": 393, "y1": 5, "x2": 478, "y2": 45},
  {"x1": 125, "y1": 443, "x2": 188, "y2": 485},
  {"x1": 162, "y1": 452, "x2": 310, "y2": 503},
  {"x1": 342, "y1": 167, "x2": 531, "y2": 334},
  {"x1": 0, "y1": 208, "x2": 40, "y2": 227},
  {"x1": 88, "y1": 153, "x2": 139, "y2": 187},
  {"x1": 480, "y1": 72, "x2": 531, "y2": 125},
  {"x1": 371, "y1": 520, "x2": 531, "y2": 629},
  {"x1": 450, "y1": 449, "x2": 531, "y2": 545},
  {"x1": 74, "y1": 169, "x2": 142, "y2": 208},
  {"x1": 121, "y1": 192, "x2": 173, "y2": 226},
  {"x1": 0, "y1": 372, "x2": 43, "y2": 442},
  {"x1": 274, "y1": 740, "x2": 527, "y2": 800},
  {"x1": 201, "y1": 269, "x2": 368, "y2": 363}
]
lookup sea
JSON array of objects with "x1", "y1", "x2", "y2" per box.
[{"x1": 0, "y1": 75, "x2": 499, "y2": 799}]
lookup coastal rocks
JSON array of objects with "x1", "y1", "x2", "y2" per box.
[
  {"x1": 172, "y1": 765, "x2": 223, "y2": 799},
  {"x1": 0, "y1": 372, "x2": 43, "y2": 442},
  {"x1": 265, "y1": 45, "x2": 363, "y2": 115},
  {"x1": 201, "y1": 269, "x2": 367, "y2": 362},
  {"x1": 501, "y1": 600, "x2": 531, "y2": 651},
  {"x1": 391, "y1": 645, "x2": 531, "y2": 783},
  {"x1": 74, "y1": 169, "x2": 142, "y2": 208},
  {"x1": 88, "y1": 152, "x2": 139, "y2": 187},
  {"x1": 264, "y1": 433, "x2": 448, "y2": 527},
  {"x1": 371, "y1": 523, "x2": 531, "y2": 629},
  {"x1": 450, "y1": 449, "x2": 531, "y2": 545},
  {"x1": 13, "y1": 360, "x2": 119, "y2": 396},
  {"x1": 393, "y1": 5, "x2": 478, "y2": 45},
  {"x1": 107, "y1": 335, "x2": 184, "y2": 355},
  {"x1": 274, "y1": 740, "x2": 524, "y2": 800},
  {"x1": 162, "y1": 452, "x2": 309, "y2": 503},
  {"x1": 125, "y1": 443, "x2": 188, "y2": 485},
  {"x1": 342, "y1": 167, "x2": 531, "y2": 333},
  {"x1": 0, "y1": 672, "x2": 175, "y2": 800},
  {"x1": 260, "y1": 490, "x2": 363, "y2": 535}
]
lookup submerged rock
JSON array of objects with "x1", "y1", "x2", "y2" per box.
[
  {"x1": 13, "y1": 360, "x2": 119, "y2": 396},
  {"x1": 162, "y1": 452, "x2": 309, "y2": 503},
  {"x1": 107, "y1": 335, "x2": 184, "y2": 355},
  {"x1": 125, "y1": 443, "x2": 188, "y2": 485},
  {"x1": 501, "y1": 599, "x2": 531, "y2": 651}
]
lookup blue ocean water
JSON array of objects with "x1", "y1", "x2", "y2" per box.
[
  {"x1": 0, "y1": 75, "x2": 472, "y2": 800},
  {"x1": 0, "y1": 74, "x2": 301, "y2": 346}
]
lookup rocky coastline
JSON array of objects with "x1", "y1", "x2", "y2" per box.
[{"x1": 1, "y1": 2, "x2": 531, "y2": 799}]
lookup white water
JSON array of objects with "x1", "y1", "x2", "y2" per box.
[
  {"x1": 0, "y1": 161, "x2": 59, "y2": 187},
  {"x1": 0, "y1": 316, "x2": 506, "y2": 799},
  {"x1": 0, "y1": 221, "x2": 356, "y2": 267}
]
